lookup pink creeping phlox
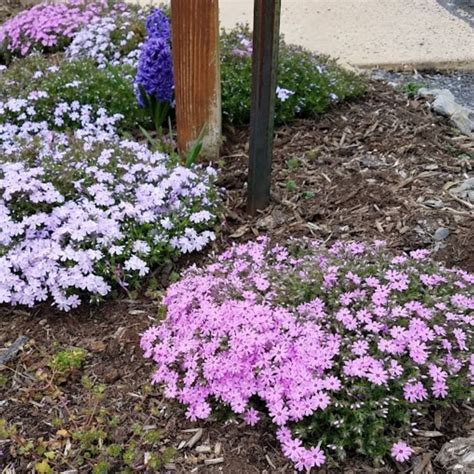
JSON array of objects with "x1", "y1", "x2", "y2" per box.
[
  {"x1": 141, "y1": 238, "x2": 473, "y2": 470},
  {"x1": 391, "y1": 441, "x2": 413, "y2": 463},
  {"x1": 0, "y1": 1, "x2": 118, "y2": 57}
]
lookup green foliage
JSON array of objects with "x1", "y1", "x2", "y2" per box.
[
  {"x1": 48, "y1": 348, "x2": 87, "y2": 373},
  {"x1": 122, "y1": 443, "x2": 137, "y2": 466},
  {"x1": 73, "y1": 429, "x2": 108, "y2": 457},
  {"x1": 398, "y1": 82, "x2": 426, "y2": 96},
  {"x1": 147, "y1": 447, "x2": 176, "y2": 470},
  {"x1": 220, "y1": 25, "x2": 366, "y2": 125},
  {"x1": 92, "y1": 460, "x2": 110, "y2": 474},
  {"x1": 144, "y1": 429, "x2": 162, "y2": 444},
  {"x1": 0, "y1": 418, "x2": 16, "y2": 439},
  {"x1": 185, "y1": 125, "x2": 206, "y2": 168},
  {"x1": 35, "y1": 459, "x2": 54, "y2": 474},
  {"x1": 0, "y1": 373, "x2": 9, "y2": 388},
  {"x1": 137, "y1": 85, "x2": 170, "y2": 136},
  {"x1": 286, "y1": 179, "x2": 297, "y2": 192},
  {"x1": 0, "y1": 55, "x2": 145, "y2": 133},
  {"x1": 287, "y1": 157, "x2": 300, "y2": 170},
  {"x1": 293, "y1": 382, "x2": 411, "y2": 462},
  {"x1": 107, "y1": 444, "x2": 123, "y2": 458}
]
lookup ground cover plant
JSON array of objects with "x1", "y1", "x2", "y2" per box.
[
  {"x1": 142, "y1": 237, "x2": 474, "y2": 471},
  {"x1": 1, "y1": 3, "x2": 367, "y2": 135},
  {"x1": 0, "y1": 0, "x2": 117, "y2": 63},
  {"x1": 220, "y1": 26, "x2": 367, "y2": 125},
  {"x1": 0, "y1": 131, "x2": 218, "y2": 310},
  {"x1": 0, "y1": 55, "x2": 144, "y2": 135},
  {"x1": 66, "y1": 3, "x2": 147, "y2": 69}
]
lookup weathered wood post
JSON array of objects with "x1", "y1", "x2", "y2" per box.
[
  {"x1": 247, "y1": 0, "x2": 282, "y2": 215},
  {"x1": 170, "y1": 0, "x2": 221, "y2": 159}
]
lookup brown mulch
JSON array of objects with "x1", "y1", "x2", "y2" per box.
[
  {"x1": 1, "y1": 82, "x2": 473, "y2": 473},
  {"x1": 218, "y1": 81, "x2": 473, "y2": 272},
  {"x1": 0, "y1": 1, "x2": 26, "y2": 24}
]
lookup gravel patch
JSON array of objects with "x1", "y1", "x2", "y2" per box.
[
  {"x1": 437, "y1": 0, "x2": 474, "y2": 28},
  {"x1": 372, "y1": 70, "x2": 474, "y2": 109}
]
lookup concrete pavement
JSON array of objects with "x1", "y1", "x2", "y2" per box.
[{"x1": 150, "y1": 0, "x2": 474, "y2": 69}]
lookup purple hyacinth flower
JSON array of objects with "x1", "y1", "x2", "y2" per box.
[
  {"x1": 135, "y1": 36, "x2": 174, "y2": 106},
  {"x1": 146, "y1": 9, "x2": 171, "y2": 41}
]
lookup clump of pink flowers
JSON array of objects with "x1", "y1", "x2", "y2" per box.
[
  {"x1": 141, "y1": 237, "x2": 473, "y2": 470},
  {"x1": 0, "y1": 0, "x2": 115, "y2": 58}
]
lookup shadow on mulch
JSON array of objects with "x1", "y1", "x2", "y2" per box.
[{"x1": 1, "y1": 82, "x2": 473, "y2": 473}]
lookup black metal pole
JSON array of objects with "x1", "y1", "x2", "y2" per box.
[{"x1": 247, "y1": 0, "x2": 281, "y2": 215}]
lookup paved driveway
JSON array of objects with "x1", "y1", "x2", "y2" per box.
[
  {"x1": 218, "y1": 0, "x2": 474, "y2": 69},
  {"x1": 155, "y1": 0, "x2": 474, "y2": 69}
]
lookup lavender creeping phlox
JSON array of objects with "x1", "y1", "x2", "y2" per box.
[
  {"x1": 66, "y1": 6, "x2": 147, "y2": 68},
  {"x1": 0, "y1": 130, "x2": 218, "y2": 310},
  {"x1": 0, "y1": 93, "x2": 123, "y2": 151},
  {"x1": 141, "y1": 238, "x2": 473, "y2": 470}
]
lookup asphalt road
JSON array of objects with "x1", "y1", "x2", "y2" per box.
[{"x1": 437, "y1": 0, "x2": 474, "y2": 27}]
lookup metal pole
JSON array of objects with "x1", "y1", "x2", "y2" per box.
[{"x1": 247, "y1": 0, "x2": 282, "y2": 215}]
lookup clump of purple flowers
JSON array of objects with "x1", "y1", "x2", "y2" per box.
[
  {"x1": 0, "y1": 133, "x2": 218, "y2": 311},
  {"x1": 145, "y1": 8, "x2": 171, "y2": 42},
  {"x1": 0, "y1": 0, "x2": 113, "y2": 58},
  {"x1": 135, "y1": 36, "x2": 174, "y2": 106},
  {"x1": 0, "y1": 94, "x2": 123, "y2": 149},
  {"x1": 66, "y1": 6, "x2": 146, "y2": 68},
  {"x1": 232, "y1": 34, "x2": 252, "y2": 58},
  {"x1": 141, "y1": 238, "x2": 473, "y2": 470},
  {"x1": 135, "y1": 8, "x2": 174, "y2": 126}
]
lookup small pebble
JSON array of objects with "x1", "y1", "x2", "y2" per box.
[{"x1": 434, "y1": 227, "x2": 450, "y2": 241}]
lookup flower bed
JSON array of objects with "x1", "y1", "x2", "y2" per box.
[
  {"x1": 221, "y1": 26, "x2": 367, "y2": 125},
  {"x1": 2, "y1": 5, "x2": 367, "y2": 130},
  {"x1": 0, "y1": 133, "x2": 218, "y2": 310},
  {"x1": 0, "y1": 55, "x2": 143, "y2": 134},
  {"x1": 66, "y1": 5, "x2": 147, "y2": 68},
  {"x1": 0, "y1": 0, "x2": 116, "y2": 61},
  {"x1": 141, "y1": 238, "x2": 473, "y2": 470}
]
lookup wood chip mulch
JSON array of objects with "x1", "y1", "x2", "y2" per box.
[
  {"x1": 1, "y1": 81, "x2": 473, "y2": 474},
  {"x1": 218, "y1": 81, "x2": 473, "y2": 272}
]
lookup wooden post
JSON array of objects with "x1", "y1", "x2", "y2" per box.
[
  {"x1": 247, "y1": 0, "x2": 281, "y2": 215},
  {"x1": 171, "y1": 0, "x2": 221, "y2": 159}
]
